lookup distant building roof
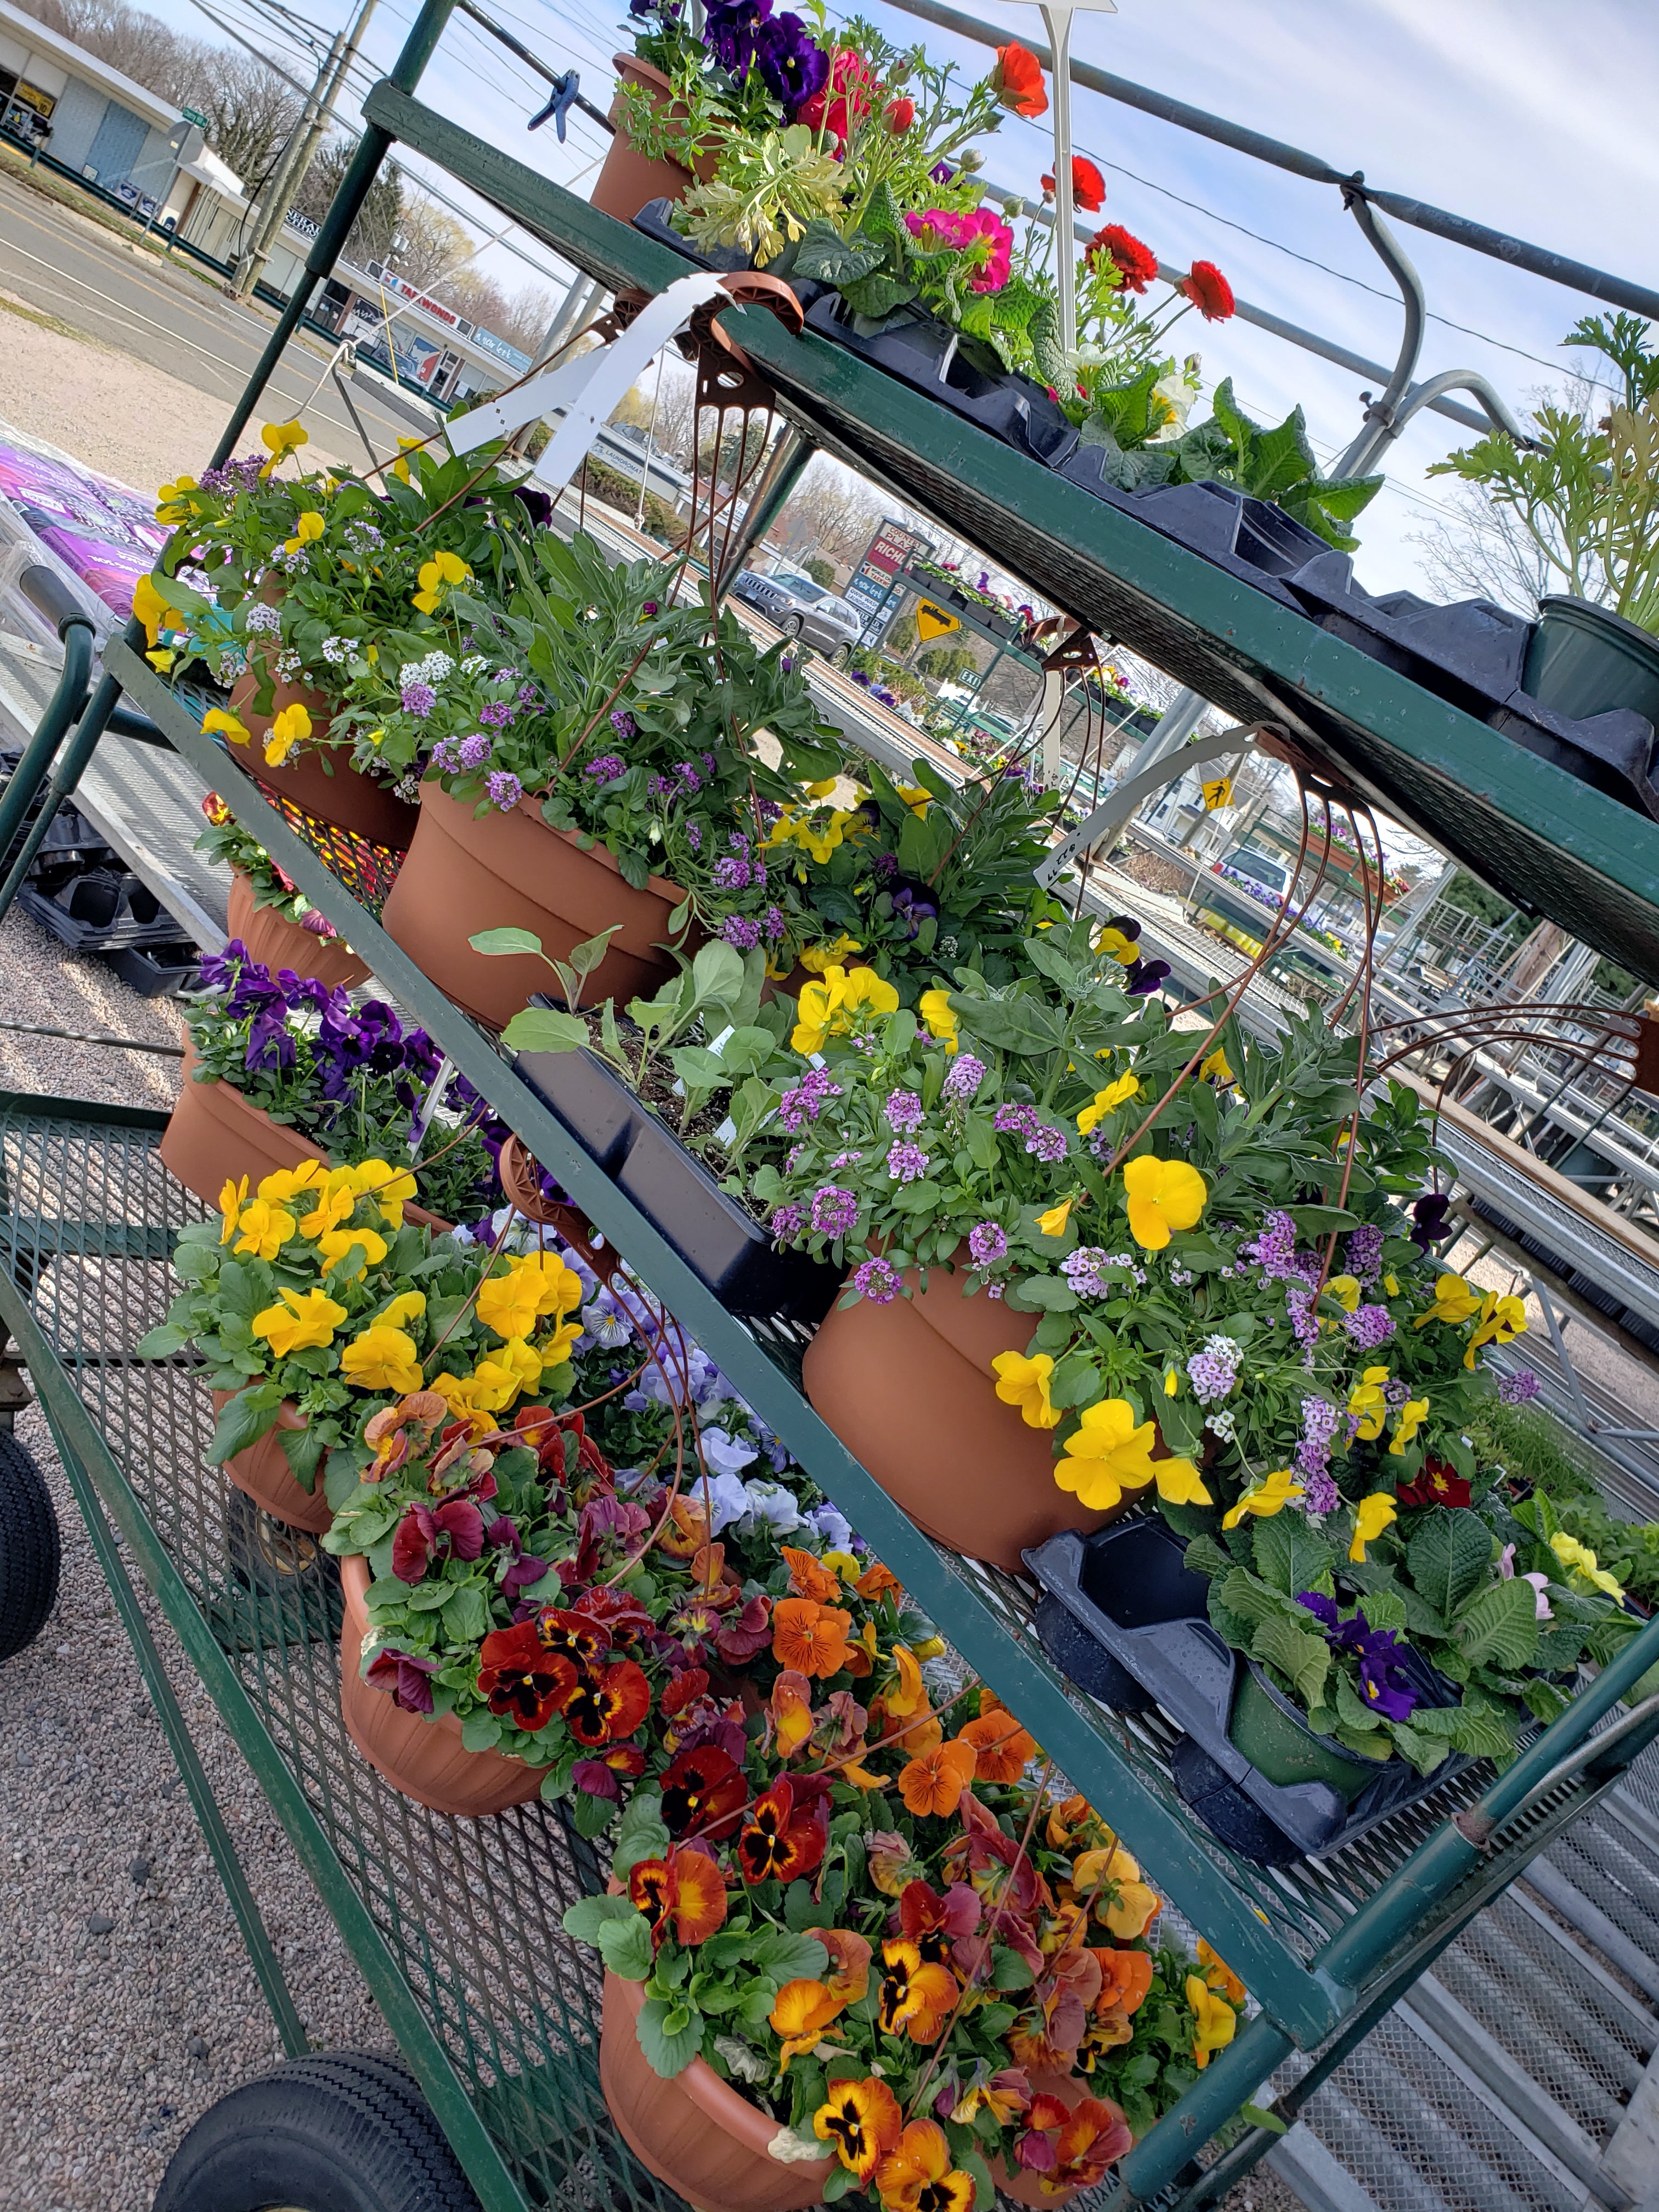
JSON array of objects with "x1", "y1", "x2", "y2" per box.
[
  {"x1": 0, "y1": 0, "x2": 178, "y2": 127},
  {"x1": 179, "y1": 140, "x2": 244, "y2": 204}
]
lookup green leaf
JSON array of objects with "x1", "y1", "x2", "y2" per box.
[
  {"x1": 206, "y1": 1385, "x2": 279, "y2": 1466},
  {"x1": 1240, "y1": 2103, "x2": 1288, "y2": 2137},
  {"x1": 1454, "y1": 1578, "x2": 1540, "y2": 1672},
  {"x1": 1387, "y1": 1718, "x2": 1453, "y2": 1775},
  {"x1": 794, "y1": 218, "x2": 886, "y2": 284},
  {"x1": 1250, "y1": 1616, "x2": 1331, "y2": 1711},
  {"x1": 1286, "y1": 1204, "x2": 1360, "y2": 1238},
  {"x1": 1442, "y1": 1695, "x2": 1519, "y2": 1760},
  {"x1": 597, "y1": 1911, "x2": 656, "y2": 1980},
  {"x1": 502, "y1": 1007, "x2": 590, "y2": 1053},
  {"x1": 470, "y1": 926, "x2": 545, "y2": 956},
  {"x1": 842, "y1": 270, "x2": 919, "y2": 320},
  {"x1": 441, "y1": 1582, "x2": 490, "y2": 1644},
  {"x1": 1182, "y1": 1533, "x2": 1233, "y2": 1582},
  {"x1": 753, "y1": 1928, "x2": 834, "y2": 1983},
  {"x1": 822, "y1": 2168, "x2": 861, "y2": 2203},
  {"x1": 459, "y1": 1710, "x2": 505, "y2": 1752},
  {"x1": 636, "y1": 1996, "x2": 703, "y2": 2078},
  {"x1": 990, "y1": 1945, "x2": 1036, "y2": 1990},
  {"x1": 1252, "y1": 1514, "x2": 1335, "y2": 1600},
  {"x1": 1407, "y1": 1509, "x2": 1493, "y2": 1618},
  {"x1": 562, "y1": 1894, "x2": 637, "y2": 1945}
]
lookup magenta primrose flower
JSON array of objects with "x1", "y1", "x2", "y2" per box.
[{"x1": 902, "y1": 208, "x2": 1014, "y2": 293}]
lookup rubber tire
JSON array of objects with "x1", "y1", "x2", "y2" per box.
[
  {"x1": 153, "y1": 2050, "x2": 484, "y2": 2212},
  {"x1": 0, "y1": 1431, "x2": 60, "y2": 1662},
  {"x1": 830, "y1": 642, "x2": 853, "y2": 669},
  {"x1": 780, "y1": 611, "x2": 805, "y2": 638}
]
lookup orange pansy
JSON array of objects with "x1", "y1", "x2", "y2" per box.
[
  {"x1": 898, "y1": 1736, "x2": 978, "y2": 1818},
  {"x1": 781, "y1": 1544, "x2": 842, "y2": 1602},
  {"x1": 772, "y1": 1597, "x2": 852, "y2": 1679},
  {"x1": 958, "y1": 1708, "x2": 1038, "y2": 1782}
]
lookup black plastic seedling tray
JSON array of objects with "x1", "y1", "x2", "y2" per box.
[{"x1": 1026, "y1": 1516, "x2": 1472, "y2": 1866}]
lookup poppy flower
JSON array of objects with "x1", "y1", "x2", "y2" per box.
[
  {"x1": 391, "y1": 1497, "x2": 486, "y2": 1583},
  {"x1": 814, "y1": 2075, "x2": 903, "y2": 2181},
  {"x1": 958, "y1": 1707, "x2": 1038, "y2": 1782},
  {"x1": 629, "y1": 1843, "x2": 729, "y2": 1949},
  {"x1": 556, "y1": 1657, "x2": 651, "y2": 1748},
  {"x1": 1176, "y1": 260, "x2": 1235, "y2": 321},
  {"x1": 1086, "y1": 223, "x2": 1158, "y2": 292},
  {"x1": 658, "y1": 1742, "x2": 748, "y2": 1839},
  {"x1": 874, "y1": 2119, "x2": 976, "y2": 2211},
  {"x1": 781, "y1": 1544, "x2": 843, "y2": 1603},
  {"x1": 736, "y1": 1776, "x2": 830, "y2": 1885},
  {"x1": 772, "y1": 1596, "x2": 851, "y2": 1679},
  {"x1": 1041, "y1": 155, "x2": 1105, "y2": 212},
  {"x1": 884, "y1": 94, "x2": 915, "y2": 133},
  {"x1": 877, "y1": 1937, "x2": 958, "y2": 2042},
  {"x1": 990, "y1": 41, "x2": 1047, "y2": 116},
  {"x1": 477, "y1": 1630, "x2": 573, "y2": 1731},
  {"x1": 898, "y1": 1737, "x2": 978, "y2": 1819},
  {"x1": 364, "y1": 1646, "x2": 438, "y2": 1713}
]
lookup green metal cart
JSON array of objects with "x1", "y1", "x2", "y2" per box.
[{"x1": 5, "y1": 5, "x2": 1659, "y2": 2204}]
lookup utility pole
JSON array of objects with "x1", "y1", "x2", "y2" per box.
[{"x1": 234, "y1": 0, "x2": 380, "y2": 300}]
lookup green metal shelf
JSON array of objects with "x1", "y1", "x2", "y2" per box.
[
  {"x1": 49, "y1": 635, "x2": 1656, "y2": 2209},
  {"x1": 357, "y1": 76, "x2": 1659, "y2": 988}
]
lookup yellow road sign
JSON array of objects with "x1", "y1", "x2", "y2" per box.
[{"x1": 915, "y1": 600, "x2": 961, "y2": 641}]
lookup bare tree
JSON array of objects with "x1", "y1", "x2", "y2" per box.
[
  {"x1": 1409, "y1": 478, "x2": 1561, "y2": 615},
  {"x1": 192, "y1": 52, "x2": 303, "y2": 188}
]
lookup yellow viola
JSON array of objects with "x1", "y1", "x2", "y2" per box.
[
  {"x1": 1186, "y1": 1974, "x2": 1236, "y2": 2068},
  {"x1": 990, "y1": 1349, "x2": 1060, "y2": 1430},
  {"x1": 390, "y1": 434, "x2": 423, "y2": 484},
  {"x1": 1198, "y1": 1045, "x2": 1234, "y2": 1086},
  {"x1": 1347, "y1": 1364, "x2": 1390, "y2": 1442},
  {"x1": 379, "y1": 1290, "x2": 427, "y2": 1330},
  {"x1": 1388, "y1": 1396, "x2": 1430, "y2": 1457},
  {"x1": 1074, "y1": 1844, "x2": 1161, "y2": 1938},
  {"x1": 131, "y1": 573, "x2": 171, "y2": 649},
  {"x1": 1122, "y1": 1155, "x2": 1207, "y2": 1251},
  {"x1": 1094, "y1": 923, "x2": 1138, "y2": 966},
  {"x1": 264, "y1": 702, "x2": 312, "y2": 768},
  {"x1": 411, "y1": 548, "x2": 471, "y2": 614},
  {"x1": 203, "y1": 708, "x2": 252, "y2": 752},
  {"x1": 471, "y1": 1335, "x2": 543, "y2": 1408},
  {"x1": 916, "y1": 988, "x2": 958, "y2": 1054},
  {"x1": 1415, "y1": 1272, "x2": 1482, "y2": 1329},
  {"x1": 1326, "y1": 1274, "x2": 1362, "y2": 1314},
  {"x1": 339, "y1": 1325, "x2": 424, "y2": 1393},
  {"x1": 1222, "y1": 1469, "x2": 1305, "y2": 1528},
  {"x1": 1077, "y1": 1073, "x2": 1139, "y2": 1133},
  {"x1": 230, "y1": 1197, "x2": 297, "y2": 1262},
  {"x1": 261, "y1": 418, "x2": 308, "y2": 458},
  {"x1": 155, "y1": 475, "x2": 198, "y2": 523},
  {"x1": 317, "y1": 1224, "x2": 390, "y2": 1277},
  {"x1": 353, "y1": 1158, "x2": 417, "y2": 1227},
  {"x1": 535, "y1": 1317, "x2": 582, "y2": 1372},
  {"x1": 1055, "y1": 1397, "x2": 1207, "y2": 1511},
  {"x1": 1197, "y1": 1939, "x2": 1246, "y2": 2005},
  {"x1": 218, "y1": 1173, "x2": 249, "y2": 1247},
  {"x1": 1035, "y1": 1197, "x2": 1073, "y2": 1238},
  {"x1": 1467, "y1": 1292, "x2": 1526, "y2": 1367},
  {"x1": 791, "y1": 964, "x2": 850, "y2": 1054},
  {"x1": 1550, "y1": 1530, "x2": 1625, "y2": 1600},
  {"x1": 284, "y1": 510, "x2": 325, "y2": 553},
  {"x1": 799, "y1": 934, "x2": 863, "y2": 973},
  {"x1": 1348, "y1": 1492, "x2": 1398, "y2": 1564},
  {"x1": 251, "y1": 1285, "x2": 346, "y2": 1358},
  {"x1": 296, "y1": 1184, "x2": 357, "y2": 1242},
  {"x1": 896, "y1": 783, "x2": 932, "y2": 815}
]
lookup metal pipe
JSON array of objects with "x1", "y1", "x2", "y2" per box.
[
  {"x1": 0, "y1": 618, "x2": 93, "y2": 890},
  {"x1": 1333, "y1": 189, "x2": 1426, "y2": 477},
  {"x1": 1381, "y1": 367, "x2": 1538, "y2": 450},
  {"x1": 710, "y1": 425, "x2": 815, "y2": 596},
  {"x1": 208, "y1": 0, "x2": 460, "y2": 467},
  {"x1": 886, "y1": 0, "x2": 1659, "y2": 320}
]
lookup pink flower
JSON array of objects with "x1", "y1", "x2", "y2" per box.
[
  {"x1": 1499, "y1": 1543, "x2": 1554, "y2": 1620},
  {"x1": 902, "y1": 208, "x2": 1014, "y2": 294}
]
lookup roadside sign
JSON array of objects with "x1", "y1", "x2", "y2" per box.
[
  {"x1": 180, "y1": 106, "x2": 210, "y2": 127},
  {"x1": 915, "y1": 600, "x2": 961, "y2": 641}
]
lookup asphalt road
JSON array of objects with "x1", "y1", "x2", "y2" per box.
[{"x1": 0, "y1": 168, "x2": 430, "y2": 465}]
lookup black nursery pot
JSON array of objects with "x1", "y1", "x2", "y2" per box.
[
  {"x1": 511, "y1": 1039, "x2": 842, "y2": 1334},
  {"x1": 804, "y1": 292, "x2": 1079, "y2": 468},
  {"x1": 1026, "y1": 1517, "x2": 1471, "y2": 1867}
]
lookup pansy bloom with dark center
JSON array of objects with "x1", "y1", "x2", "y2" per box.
[
  {"x1": 735, "y1": 1776, "x2": 829, "y2": 1884},
  {"x1": 556, "y1": 1657, "x2": 651, "y2": 1748},
  {"x1": 658, "y1": 1742, "x2": 748, "y2": 1839},
  {"x1": 476, "y1": 1624, "x2": 572, "y2": 1730}
]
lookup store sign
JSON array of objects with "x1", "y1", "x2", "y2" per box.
[
  {"x1": 471, "y1": 326, "x2": 532, "y2": 371},
  {"x1": 845, "y1": 517, "x2": 935, "y2": 636}
]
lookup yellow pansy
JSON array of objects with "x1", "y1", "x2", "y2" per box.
[
  {"x1": 1222, "y1": 1469, "x2": 1306, "y2": 1528},
  {"x1": 353, "y1": 1159, "x2": 417, "y2": 1226},
  {"x1": 264, "y1": 702, "x2": 312, "y2": 767},
  {"x1": 1327, "y1": 1274, "x2": 1362, "y2": 1313},
  {"x1": 1415, "y1": 1272, "x2": 1482, "y2": 1330},
  {"x1": 478, "y1": 1266, "x2": 547, "y2": 1344},
  {"x1": 1077, "y1": 1073, "x2": 1139, "y2": 1133},
  {"x1": 1122, "y1": 1155, "x2": 1207, "y2": 1251},
  {"x1": 377, "y1": 1290, "x2": 427, "y2": 1331},
  {"x1": 990, "y1": 1349, "x2": 1060, "y2": 1430},
  {"x1": 791, "y1": 965, "x2": 850, "y2": 1054},
  {"x1": 257, "y1": 1161, "x2": 326, "y2": 1206},
  {"x1": 799, "y1": 934, "x2": 863, "y2": 973},
  {"x1": 1467, "y1": 1293, "x2": 1527, "y2": 1368},
  {"x1": 1199, "y1": 1046, "x2": 1234, "y2": 1086},
  {"x1": 132, "y1": 572, "x2": 171, "y2": 648},
  {"x1": 284, "y1": 510, "x2": 325, "y2": 554},
  {"x1": 1155, "y1": 1453, "x2": 1214, "y2": 1505},
  {"x1": 1187, "y1": 1975, "x2": 1236, "y2": 2068},
  {"x1": 155, "y1": 475, "x2": 198, "y2": 523},
  {"x1": 1388, "y1": 1396, "x2": 1430, "y2": 1456},
  {"x1": 1384, "y1": 1272, "x2": 1401, "y2": 1297},
  {"x1": 340, "y1": 1325, "x2": 424, "y2": 1393},
  {"x1": 1200, "y1": 775, "x2": 1234, "y2": 812},
  {"x1": 218, "y1": 1173, "x2": 249, "y2": 1246},
  {"x1": 1347, "y1": 1365, "x2": 1390, "y2": 1441},
  {"x1": 250, "y1": 1284, "x2": 346, "y2": 1358},
  {"x1": 1035, "y1": 1198, "x2": 1073, "y2": 1238},
  {"x1": 1074, "y1": 1844, "x2": 1161, "y2": 1938},
  {"x1": 1550, "y1": 1531, "x2": 1625, "y2": 1600},
  {"x1": 231, "y1": 1198, "x2": 297, "y2": 1262},
  {"x1": 146, "y1": 648, "x2": 176, "y2": 673},
  {"x1": 471, "y1": 1335, "x2": 543, "y2": 1409},
  {"x1": 896, "y1": 784, "x2": 932, "y2": 815},
  {"x1": 1348, "y1": 1492, "x2": 1398, "y2": 1563},
  {"x1": 1094, "y1": 923, "x2": 1138, "y2": 966},
  {"x1": 411, "y1": 548, "x2": 471, "y2": 613},
  {"x1": 318, "y1": 1224, "x2": 390, "y2": 1277},
  {"x1": 390, "y1": 434, "x2": 422, "y2": 484},
  {"x1": 1056, "y1": 1398, "x2": 1162, "y2": 1511},
  {"x1": 261, "y1": 418, "x2": 308, "y2": 459},
  {"x1": 917, "y1": 988, "x2": 958, "y2": 1054},
  {"x1": 297, "y1": 1183, "x2": 357, "y2": 1240},
  {"x1": 202, "y1": 707, "x2": 252, "y2": 748}
]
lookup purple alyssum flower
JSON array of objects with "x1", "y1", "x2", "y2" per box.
[
  {"x1": 585, "y1": 754, "x2": 624, "y2": 780},
  {"x1": 968, "y1": 1222, "x2": 1007, "y2": 1268},
  {"x1": 720, "y1": 915, "x2": 761, "y2": 949},
  {"x1": 1498, "y1": 1367, "x2": 1541, "y2": 1404},
  {"x1": 853, "y1": 1255, "x2": 902, "y2": 1304},
  {"x1": 399, "y1": 680, "x2": 435, "y2": 718},
  {"x1": 1344, "y1": 1303, "x2": 1396, "y2": 1352},
  {"x1": 458, "y1": 732, "x2": 492, "y2": 769},
  {"x1": 486, "y1": 770, "x2": 522, "y2": 810},
  {"x1": 884, "y1": 1088, "x2": 924, "y2": 1135},
  {"x1": 810, "y1": 1186, "x2": 858, "y2": 1237},
  {"x1": 885, "y1": 1140, "x2": 930, "y2": 1184},
  {"x1": 943, "y1": 1053, "x2": 986, "y2": 1102}
]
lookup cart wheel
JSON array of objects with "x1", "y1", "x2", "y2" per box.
[
  {"x1": 0, "y1": 1431, "x2": 60, "y2": 1662},
  {"x1": 222, "y1": 1485, "x2": 342, "y2": 1647},
  {"x1": 154, "y1": 2050, "x2": 483, "y2": 2212}
]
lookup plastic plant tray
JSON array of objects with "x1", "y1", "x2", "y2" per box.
[{"x1": 1026, "y1": 1517, "x2": 1474, "y2": 1866}]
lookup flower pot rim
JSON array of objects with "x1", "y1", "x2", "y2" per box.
[
  {"x1": 1534, "y1": 592, "x2": 1659, "y2": 659},
  {"x1": 417, "y1": 777, "x2": 691, "y2": 906}
]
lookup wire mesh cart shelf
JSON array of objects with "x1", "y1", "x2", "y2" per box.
[{"x1": 4, "y1": 3, "x2": 1659, "y2": 2204}]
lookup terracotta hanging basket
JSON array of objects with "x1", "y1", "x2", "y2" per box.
[
  {"x1": 226, "y1": 868, "x2": 370, "y2": 991},
  {"x1": 380, "y1": 781, "x2": 688, "y2": 1028},
  {"x1": 210, "y1": 1389, "x2": 333, "y2": 1534},
  {"x1": 801, "y1": 1261, "x2": 1128, "y2": 1575},
  {"x1": 590, "y1": 53, "x2": 720, "y2": 225},
  {"x1": 227, "y1": 665, "x2": 419, "y2": 850},
  {"x1": 600, "y1": 1969, "x2": 833, "y2": 2212},
  {"x1": 337, "y1": 1554, "x2": 546, "y2": 1816},
  {"x1": 160, "y1": 1039, "x2": 327, "y2": 1205}
]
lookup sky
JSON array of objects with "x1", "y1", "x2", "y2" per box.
[{"x1": 144, "y1": 0, "x2": 1658, "y2": 599}]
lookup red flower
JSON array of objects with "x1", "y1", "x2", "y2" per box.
[
  {"x1": 990, "y1": 42, "x2": 1047, "y2": 117},
  {"x1": 570, "y1": 1584, "x2": 653, "y2": 1646},
  {"x1": 659, "y1": 1742, "x2": 748, "y2": 1840},
  {"x1": 630, "y1": 1843, "x2": 730, "y2": 1948},
  {"x1": 528, "y1": 1606, "x2": 611, "y2": 1666},
  {"x1": 1041, "y1": 156, "x2": 1105, "y2": 212},
  {"x1": 1177, "y1": 259, "x2": 1235, "y2": 321},
  {"x1": 884, "y1": 94, "x2": 915, "y2": 134},
  {"x1": 714, "y1": 1591, "x2": 772, "y2": 1664},
  {"x1": 391, "y1": 1497, "x2": 485, "y2": 1583},
  {"x1": 660, "y1": 1666, "x2": 711, "y2": 1719},
  {"x1": 1396, "y1": 1457, "x2": 1473, "y2": 1510},
  {"x1": 571, "y1": 1743, "x2": 646, "y2": 1801},
  {"x1": 556, "y1": 1657, "x2": 651, "y2": 1748},
  {"x1": 477, "y1": 1626, "x2": 574, "y2": 1732},
  {"x1": 736, "y1": 1777, "x2": 830, "y2": 1885},
  {"x1": 797, "y1": 47, "x2": 877, "y2": 141},
  {"x1": 1086, "y1": 224, "x2": 1158, "y2": 293}
]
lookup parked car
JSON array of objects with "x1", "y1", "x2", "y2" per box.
[{"x1": 731, "y1": 568, "x2": 866, "y2": 653}]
